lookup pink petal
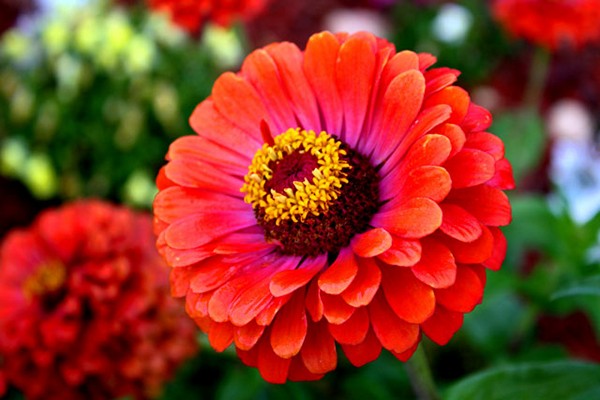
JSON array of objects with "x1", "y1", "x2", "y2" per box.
[{"x1": 164, "y1": 158, "x2": 243, "y2": 197}]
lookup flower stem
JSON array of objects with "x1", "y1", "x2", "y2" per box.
[
  {"x1": 523, "y1": 46, "x2": 550, "y2": 111},
  {"x1": 405, "y1": 345, "x2": 441, "y2": 400}
]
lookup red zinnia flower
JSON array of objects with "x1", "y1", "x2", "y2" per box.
[
  {"x1": 154, "y1": 31, "x2": 514, "y2": 383},
  {"x1": 492, "y1": 0, "x2": 600, "y2": 50},
  {"x1": 147, "y1": 0, "x2": 269, "y2": 36},
  {"x1": 0, "y1": 200, "x2": 197, "y2": 399}
]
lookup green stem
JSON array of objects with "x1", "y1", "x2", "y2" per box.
[
  {"x1": 405, "y1": 344, "x2": 441, "y2": 400},
  {"x1": 523, "y1": 46, "x2": 550, "y2": 112}
]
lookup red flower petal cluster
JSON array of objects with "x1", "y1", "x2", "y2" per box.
[
  {"x1": 492, "y1": 0, "x2": 600, "y2": 50},
  {"x1": 154, "y1": 31, "x2": 514, "y2": 383},
  {"x1": 0, "y1": 200, "x2": 197, "y2": 399},
  {"x1": 147, "y1": 0, "x2": 269, "y2": 36}
]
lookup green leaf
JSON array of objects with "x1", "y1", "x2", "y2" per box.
[
  {"x1": 445, "y1": 361, "x2": 600, "y2": 400},
  {"x1": 492, "y1": 110, "x2": 545, "y2": 186},
  {"x1": 552, "y1": 275, "x2": 600, "y2": 300}
]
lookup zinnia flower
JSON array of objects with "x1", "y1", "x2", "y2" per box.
[
  {"x1": 492, "y1": 0, "x2": 600, "y2": 50},
  {"x1": 0, "y1": 200, "x2": 197, "y2": 399},
  {"x1": 147, "y1": 0, "x2": 269, "y2": 36},
  {"x1": 154, "y1": 31, "x2": 514, "y2": 383}
]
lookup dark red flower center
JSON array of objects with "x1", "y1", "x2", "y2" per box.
[{"x1": 265, "y1": 151, "x2": 320, "y2": 194}]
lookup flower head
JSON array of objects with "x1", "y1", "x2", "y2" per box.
[
  {"x1": 0, "y1": 200, "x2": 197, "y2": 399},
  {"x1": 147, "y1": 0, "x2": 269, "y2": 36},
  {"x1": 492, "y1": 0, "x2": 600, "y2": 50},
  {"x1": 154, "y1": 31, "x2": 514, "y2": 383}
]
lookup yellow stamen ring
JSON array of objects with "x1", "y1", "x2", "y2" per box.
[{"x1": 241, "y1": 128, "x2": 351, "y2": 225}]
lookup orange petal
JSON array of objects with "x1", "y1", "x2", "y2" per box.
[
  {"x1": 422, "y1": 305, "x2": 463, "y2": 345},
  {"x1": 391, "y1": 341, "x2": 419, "y2": 361},
  {"x1": 434, "y1": 123, "x2": 466, "y2": 157},
  {"x1": 372, "y1": 70, "x2": 426, "y2": 165},
  {"x1": 265, "y1": 42, "x2": 321, "y2": 131},
  {"x1": 336, "y1": 32, "x2": 377, "y2": 148},
  {"x1": 328, "y1": 306, "x2": 369, "y2": 345},
  {"x1": 167, "y1": 135, "x2": 248, "y2": 175},
  {"x1": 483, "y1": 227, "x2": 507, "y2": 271},
  {"x1": 464, "y1": 131, "x2": 505, "y2": 161},
  {"x1": 170, "y1": 267, "x2": 192, "y2": 298},
  {"x1": 305, "y1": 279, "x2": 323, "y2": 322},
  {"x1": 377, "y1": 236, "x2": 422, "y2": 267},
  {"x1": 435, "y1": 265, "x2": 484, "y2": 313},
  {"x1": 384, "y1": 133, "x2": 452, "y2": 179},
  {"x1": 440, "y1": 203, "x2": 483, "y2": 243},
  {"x1": 488, "y1": 158, "x2": 516, "y2": 190},
  {"x1": 188, "y1": 257, "x2": 238, "y2": 293},
  {"x1": 424, "y1": 86, "x2": 470, "y2": 125},
  {"x1": 189, "y1": 99, "x2": 262, "y2": 156},
  {"x1": 462, "y1": 103, "x2": 492, "y2": 132},
  {"x1": 322, "y1": 292, "x2": 356, "y2": 324},
  {"x1": 270, "y1": 255, "x2": 326, "y2": 297},
  {"x1": 372, "y1": 197, "x2": 442, "y2": 239},
  {"x1": 255, "y1": 295, "x2": 291, "y2": 326},
  {"x1": 442, "y1": 224, "x2": 494, "y2": 264},
  {"x1": 211, "y1": 72, "x2": 271, "y2": 137},
  {"x1": 424, "y1": 67, "x2": 460, "y2": 96},
  {"x1": 318, "y1": 247, "x2": 358, "y2": 295},
  {"x1": 303, "y1": 31, "x2": 343, "y2": 134},
  {"x1": 341, "y1": 328, "x2": 382, "y2": 367},
  {"x1": 257, "y1": 336, "x2": 292, "y2": 384},
  {"x1": 164, "y1": 158, "x2": 242, "y2": 196},
  {"x1": 270, "y1": 290, "x2": 308, "y2": 358},
  {"x1": 444, "y1": 149, "x2": 496, "y2": 188},
  {"x1": 447, "y1": 185, "x2": 512, "y2": 226},
  {"x1": 241, "y1": 49, "x2": 296, "y2": 132},
  {"x1": 234, "y1": 320, "x2": 265, "y2": 351},
  {"x1": 208, "y1": 321, "x2": 234, "y2": 352},
  {"x1": 300, "y1": 321, "x2": 337, "y2": 374},
  {"x1": 351, "y1": 228, "x2": 393, "y2": 258},
  {"x1": 287, "y1": 356, "x2": 325, "y2": 381},
  {"x1": 341, "y1": 257, "x2": 381, "y2": 307},
  {"x1": 411, "y1": 237, "x2": 457, "y2": 289},
  {"x1": 418, "y1": 53, "x2": 437, "y2": 70},
  {"x1": 382, "y1": 266, "x2": 435, "y2": 323},
  {"x1": 369, "y1": 292, "x2": 420, "y2": 353},
  {"x1": 164, "y1": 211, "x2": 256, "y2": 250}
]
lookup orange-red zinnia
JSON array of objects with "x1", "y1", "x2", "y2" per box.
[
  {"x1": 0, "y1": 200, "x2": 197, "y2": 399},
  {"x1": 154, "y1": 31, "x2": 514, "y2": 383},
  {"x1": 492, "y1": 0, "x2": 600, "y2": 50}
]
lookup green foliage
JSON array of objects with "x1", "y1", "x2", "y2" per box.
[{"x1": 446, "y1": 361, "x2": 600, "y2": 400}]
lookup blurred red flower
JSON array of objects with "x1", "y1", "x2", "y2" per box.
[
  {"x1": 147, "y1": 0, "x2": 269, "y2": 36},
  {"x1": 492, "y1": 0, "x2": 600, "y2": 50},
  {"x1": 154, "y1": 31, "x2": 514, "y2": 383},
  {"x1": 0, "y1": 200, "x2": 197, "y2": 399}
]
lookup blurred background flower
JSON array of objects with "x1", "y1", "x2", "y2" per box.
[{"x1": 0, "y1": 200, "x2": 198, "y2": 399}]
